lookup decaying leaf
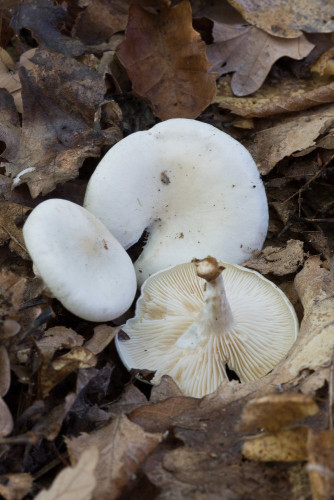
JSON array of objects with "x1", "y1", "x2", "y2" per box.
[
  {"x1": 208, "y1": 23, "x2": 313, "y2": 95},
  {"x1": 11, "y1": 0, "x2": 85, "y2": 57},
  {"x1": 66, "y1": 415, "x2": 163, "y2": 500},
  {"x1": 0, "y1": 89, "x2": 20, "y2": 161},
  {"x1": 215, "y1": 75, "x2": 334, "y2": 118},
  {"x1": 38, "y1": 347, "x2": 97, "y2": 398},
  {"x1": 84, "y1": 324, "x2": 120, "y2": 355},
  {"x1": 32, "y1": 393, "x2": 77, "y2": 441},
  {"x1": 36, "y1": 327, "x2": 84, "y2": 359},
  {"x1": 0, "y1": 202, "x2": 31, "y2": 259},
  {"x1": 242, "y1": 426, "x2": 309, "y2": 462},
  {"x1": 244, "y1": 239, "x2": 304, "y2": 275},
  {"x1": 0, "y1": 473, "x2": 33, "y2": 500},
  {"x1": 117, "y1": 0, "x2": 216, "y2": 120},
  {"x1": 35, "y1": 446, "x2": 98, "y2": 500},
  {"x1": 312, "y1": 47, "x2": 334, "y2": 76},
  {"x1": 0, "y1": 396, "x2": 13, "y2": 437},
  {"x1": 130, "y1": 396, "x2": 200, "y2": 433},
  {"x1": 73, "y1": 0, "x2": 130, "y2": 44},
  {"x1": 0, "y1": 49, "x2": 21, "y2": 112},
  {"x1": 307, "y1": 431, "x2": 334, "y2": 500},
  {"x1": 0, "y1": 345, "x2": 10, "y2": 397},
  {"x1": 242, "y1": 104, "x2": 334, "y2": 174},
  {"x1": 227, "y1": 0, "x2": 334, "y2": 38},
  {"x1": 3, "y1": 48, "x2": 106, "y2": 198},
  {"x1": 280, "y1": 256, "x2": 334, "y2": 381},
  {"x1": 239, "y1": 393, "x2": 318, "y2": 433}
]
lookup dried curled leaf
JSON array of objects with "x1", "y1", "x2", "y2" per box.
[
  {"x1": 117, "y1": 0, "x2": 216, "y2": 120},
  {"x1": 215, "y1": 75, "x2": 334, "y2": 118},
  {"x1": 0, "y1": 202, "x2": 31, "y2": 259},
  {"x1": 227, "y1": 0, "x2": 334, "y2": 38},
  {"x1": 35, "y1": 446, "x2": 98, "y2": 500}
]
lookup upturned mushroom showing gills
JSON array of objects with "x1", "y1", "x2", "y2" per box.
[
  {"x1": 84, "y1": 118, "x2": 269, "y2": 284},
  {"x1": 115, "y1": 257, "x2": 298, "y2": 398},
  {"x1": 23, "y1": 199, "x2": 137, "y2": 322}
]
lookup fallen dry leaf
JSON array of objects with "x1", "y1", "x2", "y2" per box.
[
  {"x1": 0, "y1": 202, "x2": 31, "y2": 260},
  {"x1": 239, "y1": 393, "x2": 318, "y2": 433},
  {"x1": 73, "y1": 0, "x2": 130, "y2": 44},
  {"x1": 0, "y1": 473, "x2": 33, "y2": 500},
  {"x1": 130, "y1": 396, "x2": 200, "y2": 432},
  {"x1": 208, "y1": 23, "x2": 313, "y2": 95},
  {"x1": 215, "y1": 74, "x2": 334, "y2": 118},
  {"x1": 36, "y1": 327, "x2": 84, "y2": 359},
  {"x1": 227, "y1": 0, "x2": 334, "y2": 38},
  {"x1": 66, "y1": 415, "x2": 163, "y2": 500},
  {"x1": 117, "y1": 0, "x2": 216, "y2": 120},
  {"x1": 281, "y1": 256, "x2": 334, "y2": 381},
  {"x1": 32, "y1": 393, "x2": 77, "y2": 441},
  {"x1": 0, "y1": 396, "x2": 13, "y2": 437},
  {"x1": 84, "y1": 324, "x2": 120, "y2": 355},
  {"x1": 3, "y1": 48, "x2": 106, "y2": 197},
  {"x1": 242, "y1": 426, "x2": 309, "y2": 462},
  {"x1": 38, "y1": 347, "x2": 97, "y2": 398},
  {"x1": 312, "y1": 47, "x2": 334, "y2": 76},
  {"x1": 307, "y1": 431, "x2": 334, "y2": 500},
  {"x1": 11, "y1": 0, "x2": 85, "y2": 57},
  {"x1": 244, "y1": 239, "x2": 304, "y2": 275},
  {"x1": 0, "y1": 345, "x2": 10, "y2": 397},
  {"x1": 242, "y1": 104, "x2": 334, "y2": 174},
  {"x1": 0, "y1": 49, "x2": 21, "y2": 111},
  {"x1": 35, "y1": 446, "x2": 98, "y2": 500},
  {"x1": 0, "y1": 89, "x2": 20, "y2": 161}
]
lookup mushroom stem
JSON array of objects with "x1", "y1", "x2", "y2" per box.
[{"x1": 176, "y1": 257, "x2": 234, "y2": 349}]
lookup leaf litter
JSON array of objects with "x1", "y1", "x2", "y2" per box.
[{"x1": 0, "y1": 0, "x2": 334, "y2": 498}]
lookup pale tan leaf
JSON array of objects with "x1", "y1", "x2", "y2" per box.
[
  {"x1": 66, "y1": 415, "x2": 163, "y2": 500},
  {"x1": 84, "y1": 324, "x2": 120, "y2": 355},
  {"x1": 227, "y1": 0, "x2": 334, "y2": 38},
  {"x1": 307, "y1": 431, "x2": 334, "y2": 500},
  {"x1": 36, "y1": 327, "x2": 84, "y2": 359},
  {"x1": 242, "y1": 104, "x2": 334, "y2": 174},
  {"x1": 35, "y1": 446, "x2": 98, "y2": 500},
  {"x1": 0, "y1": 473, "x2": 33, "y2": 500}
]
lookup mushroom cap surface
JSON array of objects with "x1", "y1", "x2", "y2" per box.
[
  {"x1": 23, "y1": 199, "x2": 137, "y2": 322},
  {"x1": 84, "y1": 118, "x2": 268, "y2": 284},
  {"x1": 115, "y1": 261, "x2": 298, "y2": 398}
]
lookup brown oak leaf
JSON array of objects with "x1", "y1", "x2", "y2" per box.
[
  {"x1": 117, "y1": 0, "x2": 216, "y2": 120},
  {"x1": 207, "y1": 23, "x2": 313, "y2": 95}
]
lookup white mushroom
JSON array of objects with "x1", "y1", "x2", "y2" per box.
[
  {"x1": 115, "y1": 257, "x2": 298, "y2": 398},
  {"x1": 23, "y1": 199, "x2": 137, "y2": 322},
  {"x1": 84, "y1": 118, "x2": 268, "y2": 284}
]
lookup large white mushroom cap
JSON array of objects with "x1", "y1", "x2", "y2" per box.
[
  {"x1": 84, "y1": 119, "x2": 268, "y2": 284},
  {"x1": 23, "y1": 199, "x2": 137, "y2": 322},
  {"x1": 115, "y1": 258, "x2": 298, "y2": 398}
]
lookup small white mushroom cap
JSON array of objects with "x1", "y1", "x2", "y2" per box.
[
  {"x1": 84, "y1": 118, "x2": 268, "y2": 284},
  {"x1": 23, "y1": 199, "x2": 137, "y2": 322},
  {"x1": 115, "y1": 258, "x2": 298, "y2": 398}
]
